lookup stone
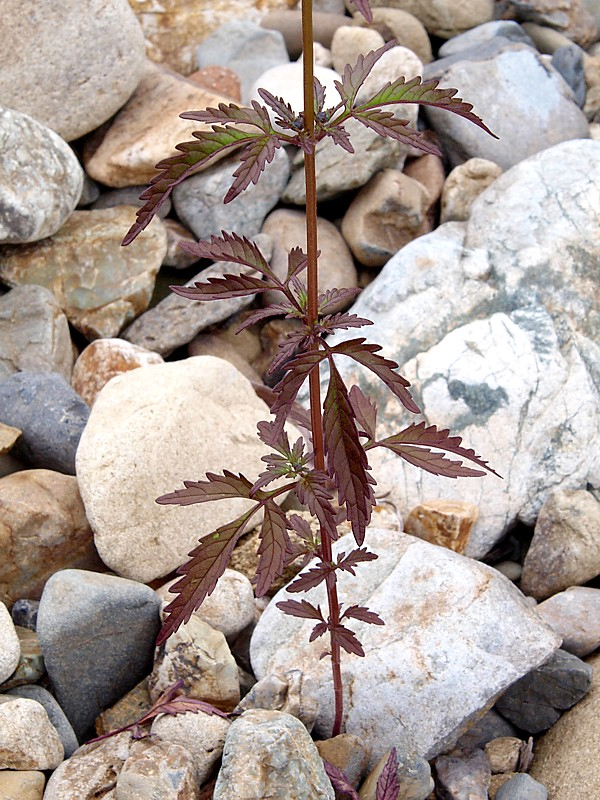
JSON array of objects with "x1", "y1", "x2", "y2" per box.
[
  {"x1": 234, "y1": 670, "x2": 319, "y2": 732},
  {"x1": 495, "y1": 774, "x2": 548, "y2": 800},
  {"x1": 36, "y1": 569, "x2": 161, "y2": 739},
  {"x1": 552, "y1": 44, "x2": 586, "y2": 107},
  {"x1": 251, "y1": 528, "x2": 560, "y2": 764},
  {"x1": 505, "y1": 0, "x2": 598, "y2": 48},
  {"x1": 520, "y1": 489, "x2": 600, "y2": 600},
  {"x1": 316, "y1": 734, "x2": 369, "y2": 789},
  {"x1": 0, "y1": 108, "x2": 83, "y2": 244},
  {"x1": 162, "y1": 219, "x2": 202, "y2": 270},
  {"x1": 0, "y1": 696, "x2": 63, "y2": 769},
  {"x1": 187, "y1": 334, "x2": 261, "y2": 383},
  {"x1": 438, "y1": 20, "x2": 535, "y2": 57},
  {"x1": 495, "y1": 649, "x2": 592, "y2": 733},
  {"x1": 71, "y1": 338, "x2": 164, "y2": 407},
  {"x1": 0, "y1": 207, "x2": 167, "y2": 339},
  {"x1": 94, "y1": 678, "x2": 153, "y2": 738},
  {"x1": 75, "y1": 356, "x2": 289, "y2": 583},
  {"x1": 341, "y1": 170, "x2": 430, "y2": 267},
  {"x1": 440, "y1": 158, "x2": 503, "y2": 223},
  {"x1": 6, "y1": 685, "x2": 79, "y2": 758},
  {"x1": 115, "y1": 738, "x2": 200, "y2": 800},
  {"x1": 157, "y1": 568, "x2": 255, "y2": 638},
  {"x1": 213, "y1": 709, "x2": 335, "y2": 799},
  {"x1": 494, "y1": 562, "x2": 522, "y2": 583},
  {"x1": 0, "y1": 626, "x2": 44, "y2": 691},
  {"x1": 484, "y1": 737, "x2": 524, "y2": 774},
  {"x1": 90, "y1": 186, "x2": 172, "y2": 218},
  {"x1": 188, "y1": 66, "x2": 242, "y2": 101},
  {"x1": 262, "y1": 209, "x2": 357, "y2": 308},
  {"x1": 0, "y1": 771, "x2": 45, "y2": 800},
  {"x1": 0, "y1": 423, "x2": 21, "y2": 455},
  {"x1": 403, "y1": 154, "x2": 446, "y2": 207},
  {"x1": 353, "y1": 8, "x2": 432, "y2": 64},
  {"x1": 0, "y1": 601, "x2": 20, "y2": 683},
  {"x1": 331, "y1": 26, "x2": 386, "y2": 73},
  {"x1": 536, "y1": 587, "x2": 600, "y2": 657},
  {"x1": 148, "y1": 616, "x2": 240, "y2": 711},
  {"x1": 0, "y1": 286, "x2": 74, "y2": 383},
  {"x1": 360, "y1": 749, "x2": 433, "y2": 800},
  {"x1": 83, "y1": 61, "x2": 235, "y2": 188},
  {"x1": 123, "y1": 234, "x2": 272, "y2": 355},
  {"x1": 424, "y1": 42, "x2": 589, "y2": 170},
  {"x1": 172, "y1": 147, "x2": 290, "y2": 241},
  {"x1": 0, "y1": 372, "x2": 89, "y2": 474},
  {"x1": 261, "y1": 10, "x2": 351, "y2": 58},
  {"x1": 434, "y1": 748, "x2": 491, "y2": 800},
  {"x1": 195, "y1": 20, "x2": 290, "y2": 102},
  {"x1": 455, "y1": 710, "x2": 518, "y2": 752},
  {"x1": 0, "y1": 469, "x2": 102, "y2": 606},
  {"x1": 403, "y1": 499, "x2": 479, "y2": 553},
  {"x1": 10, "y1": 598, "x2": 39, "y2": 630},
  {"x1": 150, "y1": 709, "x2": 231, "y2": 786},
  {"x1": 0, "y1": 0, "x2": 146, "y2": 142},
  {"x1": 584, "y1": 53, "x2": 600, "y2": 122},
  {"x1": 366, "y1": 0, "x2": 495, "y2": 39}
]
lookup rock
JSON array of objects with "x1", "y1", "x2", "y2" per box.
[
  {"x1": 151, "y1": 709, "x2": 231, "y2": 786},
  {"x1": 0, "y1": 0, "x2": 146, "y2": 142},
  {"x1": 434, "y1": 748, "x2": 491, "y2": 800},
  {"x1": 90, "y1": 185, "x2": 172, "y2": 218},
  {"x1": 360, "y1": 749, "x2": 433, "y2": 800},
  {"x1": 0, "y1": 696, "x2": 63, "y2": 769},
  {"x1": 123, "y1": 234, "x2": 272, "y2": 355},
  {"x1": 0, "y1": 601, "x2": 20, "y2": 683},
  {"x1": 536, "y1": 587, "x2": 600, "y2": 657},
  {"x1": 424, "y1": 42, "x2": 589, "y2": 170},
  {"x1": 0, "y1": 108, "x2": 82, "y2": 244},
  {"x1": 262, "y1": 209, "x2": 357, "y2": 307},
  {"x1": 162, "y1": 219, "x2": 202, "y2": 270},
  {"x1": 438, "y1": 20, "x2": 535, "y2": 57},
  {"x1": 0, "y1": 286, "x2": 74, "y2": 382},
  {"x1": 115, "y1": 738, "x2": 200, "y2": 800},
  {"x1": 0, "y1": 373, "x2": 89, "y2": 474},
  {"x1": 0, "y1": 469, "x2": 102, "y2": 606},
  {"x1": 261, "y1": 10, "x2": 351, "y2": 58},
  {"x1": 494, "y1": 561, "x2": 522, "y2": 583},
  {"x1": 353, "y1": 8, "x2": 433, "y2": 64},
  {"x1": 0, "y1": 771, "x2": 45, "y2": 800},
  {"x1": 251, "y1": 528, "x2": 560, "y2": 764},
  {"x1": 83, "y1": 61, "x2": 235, "y2": 188},
  {"x1": 367, "y1": 0, "x2": 495, "y2": 39},
  {"x1": 157, "y1": 568, "x2": 255, "y2": 638},
  {"x1": 172, "y1": 147, "x2": 290, "y2": 241},
  {"x1": 148, "y1": 616, "x2": 240, "y2": 710},
  {"x1": 71, "y1": 338, "x2": 164, "y2": 407},
  {"x1": 316, "y1": 734, "x2": 369, "y2": 789},
  {"x1": 495, "y1": 773, "x2": 548, "y2": 800},
  {"x1": 235, "y1": 670, "x2": 319, "y2": 731},
  {"x1": 520, "y1": 489, "x2": 600, "y2": 600},
  {"x1": 341, "y1": 170, "x2": 431, "y2": 267},
  {"x1": 0, "y1": 207, "x2": 167, "y2": 339},
  {"x1": 10, "y1": 598, "x2": 39, "y2": 630},
  {"x1": 6, "y1": 685, "x2": 79, "y2": 758},
  {"x1": 187, "y1": 333, "x2": 261, "y2": 383},
  {"x1": 552, "y1": 44, "x2": 586, "y2": 107},
  {"x1": 0, "y1": 422, "x2": 21, "y2": 455},
  {"x1": 213, "y1": 709, "x2": 335, "y2": 799},
  {"x1": 37, "y1": 569, "x2": 161, "y2": 738},
  {"x1": 455, "y1": 709, "x2": 518, "y2": 751},
  {"x1": 403, "y1": 153, "x2": 446, "y2": 207},
  {"x1": 331, "y1": 26, "x2": 386, "y2": 74},
  {"x1": 195, "y1": 20, "x2": 290, "y2": 102},
  {"x1": 188, "y1": 66, "x2": 242, "y2": 101},
  {"x1": 584, "y1": 53, "x2": 600, "y2": 122},
  {"x1": 505, "y1": 0, "x2": 598, "y2": 48},
  {"x1": 403, "y1": 499, "x2": 479, "y2": 553},
  {"x1": 94, "y1": 678, "x2": 152, "y2": 738},
  {"x1": 495, "y1": 649, "x2": 592, "y2": 733},
  {"x1": 484, "y1": 737, "x2": 524, "y2": 774},
  {"x1": 0, "y1": 626, "x2": 44, "y2": 691},
  {"x1": 75, "y1": 356, "x2": 286, "y2": 582},
  {"x1": 440, "y1": 158, "x2": 503, "y2": 223}
]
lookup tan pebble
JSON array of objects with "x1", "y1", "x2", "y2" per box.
[{"x1": 404, "y1": 499, "x2": 479, "y2": 553}]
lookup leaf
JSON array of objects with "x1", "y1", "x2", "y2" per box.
[
  {"x1": 314, "y1": 77, "x2": 327, "y2": 115},
  {"x1": 287, "y1": 513, "x2": 315, "y2": 542},
  {"x1": 348, "y1": 385, "x2": 378, "y2": 441},
  {"x1": 376, "y1": 748, "x2": 400, "y2": 800},
  {"x1": 276, "y1": 598, "x2": 324, "y2": 620},
  {"x1": 158, "y1": 509, "x2": 257, "y2": 644},
  {"x1": 235, "y1": 303, "x2": 299, "y2": 331},
  {"x1": 329, "y1": 338, "x2": 420, "y2": 414},
  {"x1": 317, "y1": 312, "x2": 373, "y2": 335},
  {"x1": 287, "y1": 246, "x2": 309, "y2": 281},
  {"x1": 268, "y1": 330, "x2": 310, "y2": 376},
  {"x1": 310, "y1": 621, "x2": 329, "y2": 641},
  {"x1": 295, "y1": 470, "x2": 338, "y2": 538},
  {"x1": 175, "y1": 230, "x2": 273, "y2": 276},
  {"x1": 181, "y1": 100, "x2": 276, "y2": 133},
  {"x1": 324, "y1": 123, "x2": 355, "y2": 153},
  {"x1": 331, "y1": 623, "x2": 365, "y2": 656},
  {"x1": 156, "y1": 470, "x2": 255, "y2": 506},
  {"x1": 255, "y1": 501, "x2": 291, "y2": 596},
  {"x1": 269, "y1": 348, "x2": 328, "y2": 421},
  {"x1": 334, "y1": 42, "x2": 396, "y2": 112},
  {"x1": 224, "y1": 135, "x2": 282, "y2": 203},
  {"x1": 323, "y1": 359, "x2": 374, "y2": 546},
  {"x1": 353, "y1": 0, "x2": 373, "y2": 24},
  {"x1": 170, "y1": 272, "x2": 275, "y2": 302},
  {"x1": 351, "y1": 108, "x2": 442, "y2": 155},
  {"x1": 322, "y1": 760, "x2": 361, "y2": 800},
  {"x1": 318, "y1": 287, "x2": 362, "y2": 315},
  {"x1": 251, "y1": 382, "x2": 313, "y2": 434},
  {"x1": 341, "y1": 605, "x2": 384, "y2": 625},
  {"x1": 337, "y1": 547, "x2": 379, "y2": 575},
  {"x1": 257, "y1": 88, "x2": 298, "y2": 129},
  {"x1": 287, "y1": 562, "x2": 332, "y2": 593}
]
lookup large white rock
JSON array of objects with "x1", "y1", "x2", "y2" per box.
[
  {"x1": 76, "y1": 357, "x2": 282, "y2": 582},
  {"x1": 251, "y1": 528, "x2": 560, "y2": 765},
  {"x1": 0, "y1": 601, "x2": 20, "y2": 683}
]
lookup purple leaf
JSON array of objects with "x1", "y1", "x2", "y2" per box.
[
  {"x1": 331, "y1": 623, "x2": 365, "y2": 657},
  {"x1": 235, "y1": 303, "x2": 299, "y2": 331},
  {"x1": 287, "y1": 562, "x2": 331, "y2": 593},
  {"x1": 324, "y1": 123, "x2": 355, "y2": 153},
  {"x1": 255, "y1": 501, "x2": 290, "y2": 596},
  {"x1": 295, "y1": 470, "x2": 338, "y2": 538},
  {"x1": 376, "y1": 748, "x2": 400, "y2": 800},
  {"x1": 276, "y1": 598, "x2": 324, "y2": 621},
  {"x1": 287, "y1": 246, "x2": 309, "y2": 281},
  {"x1": 353, "y1": 0, "x2": 373, "y2": 23},
  {"x1": 322, "y1": 760, "x2": 361, "y2": 800},
  {"x1": 270, "y1": 348, "x2": 328, "y2": 420},
  {"x1": 267, "y1": 330, "x2": 310, "y2": 376},
  {"x1": 318, "y1": 287, "x2": 361, "y2": 314},
  {"x1": 170, "y1": 272, "x2": 274, "y2": 302},
  {"x1": 341, "y1": 605, "x2": 384, "y2": 626},
  {"x1": 224, "y1": 135, "x2": 282, "y2": 203},
  {"x1": 156, "y1": 471, "x2": 255, "y2": 506},
  {"x1": 309, "y1": 621, "x2": 329, "y2": 641},
  {"x1": 351, "y1": 109, "x2": 442, "y2": 155},
  {"x1": 256, "y1": 88, "x2": 297, "y2": 127},
  {"x1": 314, "y1": 77, "x2": 327, "y2": 115},
  {"x1": 348, "y1": 385, "x2": 378, "y2": 441},
  {"x1": 317, "y1": 312, "x2": 373, "y2": 334},
  {"x1": 334, "y1": 42, "x2": 396, "y2": 111},
  {"x1": 175, "y1": 231, "x2": 273, "y2": 276},
  {"x1": 337, "y1": 547, "x2": 379, "y2": 575},
  {"x1": 181, "y1": 100, "x2": 276, "y2": 133}
]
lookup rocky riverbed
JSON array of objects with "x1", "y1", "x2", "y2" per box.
[{"x1": 1, "y1": 0, "x2": 600, "y2": 798}]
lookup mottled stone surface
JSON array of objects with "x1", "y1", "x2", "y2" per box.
[
  {"x1": 0, "y1": 696, "x2": 64, "y2": 770},
  {"x1": 440, "y1": 158, "x2": 503, "y2": 223},
  {"x1": 353, "y1": 7, "x2": 432, "y2": 63},
  {"x1": 0, "y1": 625, "x2": 44, "y2": 690},
  {"x1": 0, "y1": 601, "x2": 20, "y2": 684},
  {"x1": 506, "y1": 0, "x2": 598, "y2": 47},
  {"x1": 0, "y1": 422, "x2": 21, "y2": 455},
  {"x1": 115, "y1": 738, "x2": 200, "y2": 800},
  {"x1": 434, "y1": 748, "x2": 491, "y2": 800},
  {"x1": 7, "y1": 685, "x2": 79, "y2": 758},
  {"x1": 536, "y1": 587, "x2": 600, "y2": 657},
  {"x1": 368, "y1": 0, "x2": 494, "y2": 38},
  {"x1": 403, "y1": 499, "x2": 479, "y2": 553},
  {"x1": 235, "y1": 670, "x2": 319, "y2": 732},
  {"x1": 315, "y1": 734, "x2": 369, "y2": 789},
  {"x1": 0, "y1": 771, "x2": 45, "y2": 800}
]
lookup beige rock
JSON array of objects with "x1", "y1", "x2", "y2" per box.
[
  {"x1": 188, "y1": 66, "x2": 242, "y2": 101},
  {"x1": 235, "y1": 669, "x2": 320, "y2": 731},
  {"x1": 0, "y1": 469, "x2": 103, "y2": 606},
  {"x1": 403, "y1": 499, "x2": 479, "y2": 553},
  {"x1": 441, "y1": 158, "x2": 503, "y2": 223},
  {"x1": 359, "y1": 748, "x2": 433, "y2": 800},
  {"x1": 364, "y1": 0, "x2": 495, "y2": 39},
  {"x1": 353, "y1": 7, "x2": 432, "y2": 63},
  {"x1": 489, "y1": 773, "x2": 516, "y2": 798},
  {"x1": 84, "y1": 61, "x2": 235, "y2": 188},
  {"x1": 484, "y1": 737, "x2": 523, "y2": 774},
  {"x1": 115, "y1": 738, "x2": 200, "y2": 799},
  {"x1": 0, "y1": 770, "x2": 45, "y2": 800},
  {"x1": 94, "y1": 678, "x2": 152, "y2": 738},
  {"x1": 0, "y1": 626, "x2": 44, "y2": 690},
  {"x1": 529, "y1": 651, "x2": 600, "y2": 798},
  {"x1": 187, "y1": 333, "x2": 261, "y2": 383},
  {"x1": 0, "y1": 422, "x2": 21, "y2": 455},
  {"x1": 261, "y1": 9, "x2": 351, "y2": 58},
  {"x1": 518, "y1": 1, "x2": 598, "y2": 48},
  {"x1": 403, "y1": 154, "x2": 446, "y2": 206},
  {"x1": 584, "y1": 54, "x2": 600, "y2": 122},
  {"x1": 0, "y1": 208, "x2": 167, "y2": 340},
  {"x1": 342, "y1": 169, "x2": 431, "y2": 267},
  {"x1": 536, "y1": 586, "x2": 600, "y2": 657},
  {"x1": 72, "y1": 338, "x2": 164, "y2": 406},
  {"x1": 520, "y1": 489, "x2": 600, "y2": 600},
  {"x1": 331, "y1": 25, "x2": 386, "y2": 73},
  {"x1": 0, "y1": 697, "x2": 63, "y2": 769},
  {"x1": 315, "y1": 734, "x2": 370, "y2": 788},
  {"x1": 0, "y1": 602, "x2": 20, "y2": 684}
]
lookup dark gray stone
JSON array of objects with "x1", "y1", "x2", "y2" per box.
[
  {"x1": 434, "y1": 748, "x2": 491, "y2": 800},
  {"x1": 551, "y1": 45, "x2": 586, "y2": 108},
  {"x1": 37, "y1": 569, "x2": 161, "y2": 739},
  {"x1": 10, "y1": 599, "x2": 39, "y2": 631},
  {"x1": 495, "y1": 773, "x2": 548, "y2": 800},
  {"x1": 495, "y1": 649, "x2": 593, "y2": 733},
  {"x1": 6, "y1": 684, "x2": 79, "y2": 757},
  {"x1": 0, "y1": 372, "x2": 89, "y2": 474},
  {"x1": 455, "y1": 709, "x2": 518, "y2": 751}
]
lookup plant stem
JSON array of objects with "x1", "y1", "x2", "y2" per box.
[{"x1": 301, "y1": 0, "x2": 344, "y2": 737}]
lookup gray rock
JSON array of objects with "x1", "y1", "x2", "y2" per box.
[
  {"x1": 251, "y1": 528, "x2": 560, "y2": 765},
  {"x1": 0, "y1": 108, "x2": 83, "y2": 244},
  {"x1": 424, "y1": 42, "x2": 589, "y2": 170},
  {"x1": 0, "y1": 601, "x2": 20, "y2": 683},
  {"x1": 90, "y1": 186, "x2": 172, "y2": 218},
  {"x1": 434, "y1": 748, "x2": 491, "y2": 800},
  {"x1": 214, "y1": 709, "x2": 335, "y2": 799},
  {"x1": 235, "y1": 670, "x2": 319, "y2": 732},
  {"x1": 6, "y1": 685, "x2": 78, "y2": 757},
  {"x1": 495, "y1": 773, "x2": 548, "y2": 800},
  {"x1": 196, "y1": 20, "x2": 290, "y2": 102},
  {"x1": 455, "y1": 709, "x2": 518, "y2": 751},
  {"x1": 536, "y1": 587, "x2": 600, "y2": 657},
  {"x1": 36, "y1": 569, "x2": 161, "y2": 739},
  {"x1": 360, "y1": 748, "x2": 433, "y2": 800},
  {"x1": 438, "y1": 20, "x2": 534, "y2": 57},
  {"x1": 173, "y1": 148, "x2": 290, "y2": 241},
  {"x1": 0, "y1": 0, "x2": 146, "y2": 141},
  {"x1": 115, "y1": 738, "x2": 200, "y2": 800},
  {"x1": 505, "y1": 0, "x2": 598, "y2": 48},
  {"x1": 552, "y1": 44, "x2": 586, "y2": 107},
  {"x1": 495, "y1": 649, "x2": 593, "y2": 733},
  {"x1": 10, "y1": 599, "x2": 39, "y2": 631},
  {"x1": 0, "y1": 285, "x2": 74, "y2": 383},
  {"x1": 0, "y1": 372, "x2": 89, "y2": 474}
]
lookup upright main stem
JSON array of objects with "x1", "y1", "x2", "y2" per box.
[{"x1": 301, "y1": 0, "x2": 344, "y2": 737}]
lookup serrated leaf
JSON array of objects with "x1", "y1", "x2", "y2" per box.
[
  {"x1": 331, "y1": 623, "x2": 365, "y2": 656},
  {"x1": 376, "y1": 748, "x2": 400, "y2": 800},
  {"x1": 235, "y1": 303, "x2": 299, "y2": 332},
  {"x1": 348, "y1": 385, "x2": 378, "y2": 441},
  {"x1": 330, "y1": 338, "x2": 420, "y2": 414},
  {"x1": 314, "y1": 77, "x2": 327, "y2": 115},
  {"x1": 287, "y1": 246, "x2": 309, "y2": 281},
  {"x1": 270, "y1": 348, "x2": 328, "y2": 420},
  {"x1": 318, "y1": 287, "x2": 362, "y2": 315},
  {"x1": 268, "y1": 330, "x2": 310, "y2": 376},
  {"x1": 276, "y1": 598, "x2": 324, "y2": 620},
  {"x1": 323, "y1": 359, "x2": 374, "y2": 546},
  {"x1": 317, "y1": 312, "x2": 373, "y2": 334},
  {"x1": 157, "y1": 509, "x2": 257, "y2": 644},
  {"x1": 309, "y1": 621, "x2": 329, "y2": 642},
  {"x1": 257, "y1": 88, "x2": 298, "y2": 128},
  {"x1": 251, "y1": 382, "x2": 313, "y2": 435},
  {"x1": 351, "y1": 109, "x2": 442, "y2": 155},
  {"x1": 224, "y1": 135, "x2": 282, "y2": 203},
  {"x1": 287, "y1": 561, "x2": 331, "y2": 593},
  {"x1": 170, "y1": 272, "x2": 274, "y2": 302},
  {"x1": 342, "y1": 604, "x2": 384, "y2": 625},
  {"x1": 324, "y1": 123, "x2": 355, "y2": 153},
  {"x1": 295, "y1": 470, "x2": 338, "y2": 537},
  {"x1": 156, "y1": 470, "x2": 255, "y2": 506},
  {"x1": 334, "y1": 42, "x2": 396, "y2": 112},
  {"x1": 323, "y1": 760, "x2": 361, "y2": 800},
  {"x1": 337, "y1": 547, "x2": 379, "y2": 575},
  {"x1": 181, "y1": 100, "x2": 276, "y2": 133},
  {"x1": 255, "y1": 501, "x2": 290, "y2": 596},
  {"x1": 175, "y1": 230, "x2": 273, "y2": 276},
  {"x1": 353, "y1": 0, "x2": 373, "y2": 23},
  {"x1": 287, "y1": 513, "x2": 314, "y2": 542}
]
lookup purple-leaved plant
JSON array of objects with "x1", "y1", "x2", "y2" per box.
[{"x1": 122, "y1": 0, "x2": 499, "y2": 790}]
